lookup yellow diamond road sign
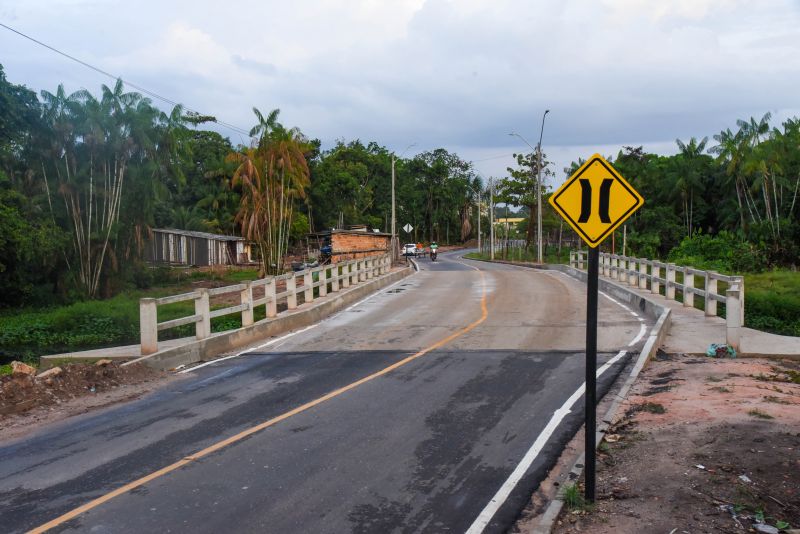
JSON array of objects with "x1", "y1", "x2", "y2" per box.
[{"x1": 549, "y1": 153, "x2": 643, "y2": 248}]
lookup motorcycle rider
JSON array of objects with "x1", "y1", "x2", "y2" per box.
[{"x1": 430, "y1": 241, "x2": 438, "y2": 261}]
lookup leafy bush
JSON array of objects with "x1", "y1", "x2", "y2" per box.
[{"x1": 668, "y1": 232, "x2": 767, "y2": 273}]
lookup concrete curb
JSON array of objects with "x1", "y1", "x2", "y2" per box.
[
  {"x1": 531, "y1": 306, "x2": 671, "y2": 534},
  {"x1": 460, "y1": 256, "x2": 673, "y2": 533},
  {"x1": 123, "y1": 266, "x2": 413, "y2": 371}
]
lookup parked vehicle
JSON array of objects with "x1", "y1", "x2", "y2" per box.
[{"x1": 403, "y1": 243, "x2": 417, "y2": 256}]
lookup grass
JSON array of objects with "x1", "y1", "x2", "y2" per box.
[
  {"x1": 562, "y1": 483, "x2": 592, "y2": 512},
  {"x1": 638, "y1": 402, "x2": 666, "y2": 414},
  {"x1": 0, "y1": 363, "x2": 12, "y2": 376},
  {"x1": 710, "y1": 386, "x2": 732, "y2": 393},
  {"x1": 0, "y1": 268, "x2": 267, "y2": 365},
  {"x1": 465, "y1": 246, "x2": 572, "y2": 264},
  {"x1": 747, "y1": 409, "x2": 774, "y2": 420},
  {"x1": 763, "y1": 395, "x2": 790, "y2": 405},
  {"x1": 743, "y1": 270, "x2": 800, "y2": 336}
]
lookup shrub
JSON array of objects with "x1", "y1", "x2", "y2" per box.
[{"x1": 668, "y1": 232, "x2": 767, "y2": 273}]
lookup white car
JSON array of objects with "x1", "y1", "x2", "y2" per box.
[{"x1": 402, "y1": 243, "x2": 417, "y2": 256}]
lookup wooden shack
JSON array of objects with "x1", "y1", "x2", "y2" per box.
[{"x1": 146, "y1": 228, "x2": 252, "y2": 266}]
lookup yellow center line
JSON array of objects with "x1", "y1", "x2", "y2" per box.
[{"x1": 30, "y1": 262, "x2": 489, "y2": 533}]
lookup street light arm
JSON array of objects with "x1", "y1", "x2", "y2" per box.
[
  {"x1": 537, "y1": 109, "x2": 550, "y2": 148},
  {"x1": 508, "y1": 132, "x2": 536, "y2": 152}
]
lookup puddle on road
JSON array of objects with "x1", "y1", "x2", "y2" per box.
[{"x1": 385, "y1": 288, "x2": 406, "y2": 294}]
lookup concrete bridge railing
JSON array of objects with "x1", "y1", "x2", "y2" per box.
[
  {"x1": 139, "y1": 255, "x2": 391, "y2": 355},
  {"x1": 571, "y1": 251, "x2": 744, "y2": 351}
]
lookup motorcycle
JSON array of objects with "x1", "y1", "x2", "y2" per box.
[{"x1": 430, "y1": 250, "x2": 437, "y2": 261}]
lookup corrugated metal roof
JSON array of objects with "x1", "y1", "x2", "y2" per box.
[{"x1": 151, "y1": 228, "x2": 245, "y2": 241}]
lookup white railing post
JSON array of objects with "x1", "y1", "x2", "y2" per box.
[
  {"x1": 666, "y1": 263, "x2": 676, "y2": 300},
  {"x1": 195, "y1": 289, "x2": 211, "y2": 340},
  {"x1": 352, "y1": 260, "x2": 360, "y2": 285},
  {"x1": 241, "y1": 282, "x2": 254, "y2": 327},
  {"x1": 617, "y1": 257, "x2": 625, "y2": 282},
  {"x1": 610, "y1": 255, "x2": 617, "y2": 278},
  {"x1": 639, "y1": 260, "x2": 648, "y2": 289},
  {"x1": 578, "y1": 251, "x2": 584, "y2": 270},
  {"x1": 737, "y1": 276, "x2": 745, "y2": 325},
  {"x1": 726, "y1": 286, "x2": 741, "y2": 352},
  {"x1": 140, "y1": 298, "x2": 158, "y2": 355},
  {"x1": 265, "y1": 278, "x2": 277, "y2": 318},
  {"x1": 286, "y1": 275, "x2": 298, "y2": 310},
  {"x1": 319, "y1": 267, "x2": 328, "y2": 297},
  {"x1": 342, "y1": 262, "x2": 351, "y2": 288},
  {"x1": 359, "y1": 260, "x2": 366, "y2": 282},
  {"x1": 304, "y1": 271, "x2": 314, "y2": 304},
  {"x1": 705, "y1": 272, "x2": 718, "y2": 317},
  {"x1": 683, "y1": 267, "x2": 694, "y2": 308},
  {"x1": 367, "y1": 259, "x2": 374, "y2": 279},
  {"x1": 331, "y1": 264, "x2": 340, "y2": 292},
  {"x1": 651, "y1": 263, "x2": 661, "y2": 295},
  {"x1": 629, "y1": 258, "x2": 638, "y2": 287},
  {"x1": 569, "y1": 251, "x2": 575, "y2": 268}
]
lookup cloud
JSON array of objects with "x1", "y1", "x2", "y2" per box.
[{"x1": 1, "y1": 0, "x2": 799, "y2": 172}]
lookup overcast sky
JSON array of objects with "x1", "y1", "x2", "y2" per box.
[{"x1": 2, "y1": 0, "x2": 799, "y2": 185}]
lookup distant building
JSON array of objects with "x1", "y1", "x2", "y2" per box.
[
  {"x1": 146, "y1": 228, "x2": 253, "y2": 266},
  {"x1": 309, "y1": 226, "x2": 391, "y2": 263}
]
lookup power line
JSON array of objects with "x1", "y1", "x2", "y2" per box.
[
  {"x1": 0, "y1": 21, "x2": 253, "y2": 138},
  {"x1": 471, "y1": 153, "x2": 515, "y2": 163}
]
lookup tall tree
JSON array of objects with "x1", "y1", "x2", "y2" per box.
[{"x1": 229, "y1": 108, "x2": 311, "y2": 275}]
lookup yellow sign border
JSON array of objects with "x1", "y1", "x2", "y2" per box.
[{"x1": 549, "y1": 153, "x2": 643, "y2": 248}]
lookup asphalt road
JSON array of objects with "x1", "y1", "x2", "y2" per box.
[{"x1": 0, "y1": 251, "x2": 651, "y2": 533}]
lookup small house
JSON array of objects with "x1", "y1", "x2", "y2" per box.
[{"x1": 146, "y1": 228, "x2": 253, "y2": 267}]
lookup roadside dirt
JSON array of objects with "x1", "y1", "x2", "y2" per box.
[
  {"x1": 553, "y1": 354, "x2": 800, "y2": 533},
  {"x1": 0, "y1": 362, "x2": 168, "y2": 443}
]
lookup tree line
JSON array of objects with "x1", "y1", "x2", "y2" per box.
[
  {"x1": 1, "y1": 64, "x2": 798, "y2": 306},
  {"x1": 0, "y1": 66, "x2": 484, "y2": 304}
]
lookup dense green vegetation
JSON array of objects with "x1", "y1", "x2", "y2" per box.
[
  {"x1": 1, "y1": 64, "x2": 798, "y2": 362},
  {"x1": 0, "y1": 267, "x2": 261, "y2": 363}
]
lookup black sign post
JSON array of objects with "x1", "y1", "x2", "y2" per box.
[
  {"x1": 548, "y1": 154, "x2": 644, "y2": 505},
  {"x1": 584, "y1": 246, "x2": 599, "y2": 502}
]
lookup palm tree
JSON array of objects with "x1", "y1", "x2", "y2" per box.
[{"x1": 674, "y1": 136, "x2": 708, "y2": 236}]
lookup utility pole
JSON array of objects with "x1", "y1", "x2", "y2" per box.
[
  {"x1": 489, "y1": 178, "x2": 495, "y2": 260},
  {"x1": 391, "y1": 155, "x2": 396, "y2": 261},
  {"x1": 510, "y1": 109, "x2": 550, "y2": 264},
  {"x1": 391, "y1": 143, "x2": 415, "y2": 263},
  {"x1": 477, "y1": 189, "x2": 481, "y2": 255}
]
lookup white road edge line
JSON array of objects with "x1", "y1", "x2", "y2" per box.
[
  {"x1": 178, "y1": 273, "x2": 414, "y2": 375},
  {"x1": 465, "y1": 348, "x2": 629, "y2": 534},
  {"x1": 627, "y1": 322, "x2": 648, "y2": 347},
  {"x1": 467, "y1": 265, "x2": 650, "y2": 533}
]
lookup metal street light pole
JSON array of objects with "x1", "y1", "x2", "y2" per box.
[
  {"x1": 536, "y1": 109, "x2": 550, "y2": 264},
  {"x1": 510, "y1": 108, "x2": 549, "y2": 263},
  {"x1": 391, "y1": 143, "x2": 415, "y2": 262},
  {"x1": 467, "y1": 184, "x2": 482, "y2": 254},
  {"x1": 391, "y1": 155, "x2": 396, "y2": 260}
]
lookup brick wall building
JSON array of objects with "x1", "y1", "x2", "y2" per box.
[{"x1": 310, "y1": 228, "x2": 391, "y2": 263}]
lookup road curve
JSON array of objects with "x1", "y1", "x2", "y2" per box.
[{"x1": 0, "y1": 251, "x2": 651, "y2": 533}]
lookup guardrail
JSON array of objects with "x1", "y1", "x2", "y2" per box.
[
  {"x1": 139, "y1": 254, "x2": 391, "y2": 355},
  {"x1": 570, "y1": 251, "x2": 745, "y2": 350}
]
